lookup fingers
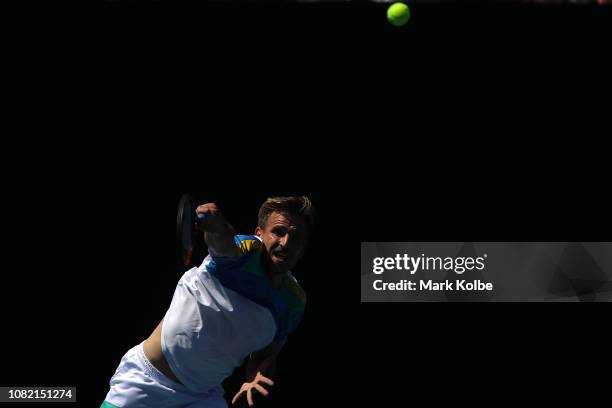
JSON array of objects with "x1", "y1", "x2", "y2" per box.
[
  {"x1": 231, "y1": 390, "x2": 244, "y2": 405},
  {"x1": 247, "y1": 388, "x2": 254, "y2": 407},
  {"x1": 232, "y1": 377, "x2": 273, "y2": 407},
  {"x1": 196, "y1": 203, "x2": 219, "y2": 215},
  {"x1": 255, "y1": 373, "x2": 275, "y2": 387},
  {"x1": 231, "y1": 386, "x2": 248, "y2": 406},
  {"x1": 253, "y1": 384, "x2": 269, "y2": 397},
  {"x1": 195, "y1": 203, "x2": 225, "y2": 232}
]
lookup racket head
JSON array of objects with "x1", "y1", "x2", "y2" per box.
[{"x1": 176, "y1": 194, "x2": 196, "y2": 270}]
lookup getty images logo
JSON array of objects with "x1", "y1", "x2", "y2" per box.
[{"x1": 372, "y1": 253, "x2": 488, "y2": 275}]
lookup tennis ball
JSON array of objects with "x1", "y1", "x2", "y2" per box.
[{"x1": 387, "y1": 2, "x2": 411, "y2": 27}]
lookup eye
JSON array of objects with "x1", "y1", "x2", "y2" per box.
[{"x1": 272, "y1": 227, "x2": 287, "y2": 237}]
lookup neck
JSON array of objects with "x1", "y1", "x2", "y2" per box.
[
  {"x1": 262, "y1": 253, "x2": 287, "y2": 289},
  {"x1": 268, "y1": 272, "x2": 286, "y2": 289}
]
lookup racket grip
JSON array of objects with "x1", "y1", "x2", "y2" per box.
[{"x1": 196, "y1": 213, "x2": 207, "y2": 224}]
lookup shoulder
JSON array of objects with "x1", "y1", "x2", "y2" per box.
[{"x1": 234, "y1": 235, "x2": 263, "y2": 256}]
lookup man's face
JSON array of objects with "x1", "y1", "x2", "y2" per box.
[{"x1": 256, "y1": 211, "x2": 309, "y2": 275}]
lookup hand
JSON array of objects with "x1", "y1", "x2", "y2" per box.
[
  {"x1": 195, "y1": 203, "x2": 226, "y2": 233},
  {"x1": 231, "y1": 372, "x2": 275, "y2": 407}
]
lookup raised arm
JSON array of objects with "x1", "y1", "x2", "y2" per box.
[{"x1": 196, "y1": 202, "x2": 239, "y2": 257}]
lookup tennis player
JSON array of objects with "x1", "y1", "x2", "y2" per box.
[{"x1": 101, "y1": 196, "x2": 313, "y2": 408}]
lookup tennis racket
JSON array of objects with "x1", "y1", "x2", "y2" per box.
[{"x1": 176, "y1": 194, "x2": 206, "y2": 271}]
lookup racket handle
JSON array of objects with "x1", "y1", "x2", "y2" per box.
[{"x1": 196, "y1": 213, "x2": 207, "y2": 224}]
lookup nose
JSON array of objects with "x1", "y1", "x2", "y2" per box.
[{"x1": 279, "y1": 234, "x2": 289, "y2": 248}]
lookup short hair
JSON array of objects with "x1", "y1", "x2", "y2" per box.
[{"x1": 258, "y1": 196, "x2": 315, "y2": 235}]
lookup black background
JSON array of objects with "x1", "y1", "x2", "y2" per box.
[{"x1": 2, "y1": 1, "x2": 611, "y2": 407}]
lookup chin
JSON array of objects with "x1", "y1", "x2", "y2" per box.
[{"x1": 272, "y1": 262, "x2": 291, "y2": 274}]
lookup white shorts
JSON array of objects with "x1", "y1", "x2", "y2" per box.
[{"x1": 101, "y1": 342, "x2": 228, "y2": 408}]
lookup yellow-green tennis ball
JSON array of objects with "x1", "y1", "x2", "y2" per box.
[{"x1": 387, "y1": 2, "x2": 411, "y2": 27}]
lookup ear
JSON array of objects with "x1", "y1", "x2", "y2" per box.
[{"x1": 255, "y1": 226, "x2": 263, "y2": 237}]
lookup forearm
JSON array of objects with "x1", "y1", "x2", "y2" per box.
[
  {"x1": 203, "y1": 224, "x2": 237, "y2": 257},
  {"x1": 196, "y1": 203, "x2": 239, "y2": 257}
]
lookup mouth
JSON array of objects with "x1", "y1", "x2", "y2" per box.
[{"x1": 273, "y1": 252, "x2": 289, "y2": 262}]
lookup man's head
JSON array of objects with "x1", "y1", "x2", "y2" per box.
[{"x1": 255, "y1": 196, "x2": 314, "y2": 275}]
